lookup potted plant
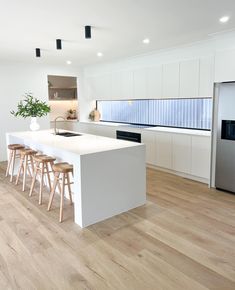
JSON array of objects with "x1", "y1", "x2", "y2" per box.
[{"x1": 11, "y1": 93, "x2": 50, "y2": 131}]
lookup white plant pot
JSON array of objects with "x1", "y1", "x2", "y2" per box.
[{"x1": 30, "y1": 117, "x2": 40, "y2": 131}]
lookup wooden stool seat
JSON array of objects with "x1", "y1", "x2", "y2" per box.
[
  {"x1": 20, "y1": 149, "x2": 38, "y2": 156},
  {"x1": 15, "y1": 148, "x2": 38, "y2": 191},
  {"x1": 8, "y1": 144, "x2": 25, "y2": 150},
  {"x1": 6, "y1": 144, "x2": 25, "y2": 182},
  {"x1": 33, "y1": 154, "x2": 55, "y2": 163},
  {"x1": 29, "y1": 155, "x2": 56, "y2": 205},
  {"x1": 48, "y1": 162, "x2": 74, "y2": 222},
  {"x1": 52, "y1": 163, "x2": 73, "y2": 173}
]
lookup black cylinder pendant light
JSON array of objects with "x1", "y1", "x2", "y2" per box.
[
  {"x1": 35, "y1": 48, "x2": 41, "y2": 57},
  {"x1": 85, "y1": 25, "x2": 91, "y2": 39},
  {"x1": 56, "y1": 39, "x2": 62, "y2": 49}
]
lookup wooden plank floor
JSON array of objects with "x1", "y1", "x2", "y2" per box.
[{"x1": 0, "y1": 162, "x2": 235, "y2": 290}]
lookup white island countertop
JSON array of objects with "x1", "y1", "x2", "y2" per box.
[
  {"x1": 6, "y1": 130, "x2": 146, "y2": 228},
  {"x1": 9, "y1": 129, "x2": 142, "y2": 155}
]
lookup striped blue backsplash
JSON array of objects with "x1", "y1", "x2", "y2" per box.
[{"x1": 97, "y1": 98, "x2": 212, "y2": 130}]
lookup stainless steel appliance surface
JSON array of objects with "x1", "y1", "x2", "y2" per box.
[{"x1": 215, "y1": 82, "x2": 235, "y2": 193}]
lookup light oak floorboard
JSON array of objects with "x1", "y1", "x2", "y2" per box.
[{"x1": 0, "y1": 162, "x2": 235, "y2": 290}]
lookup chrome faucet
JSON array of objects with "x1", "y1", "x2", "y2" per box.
[{"x1": 54, "y1": 116, "x2": 65, "y2": 135}]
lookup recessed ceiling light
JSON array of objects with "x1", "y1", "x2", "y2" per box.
[
  {"x1": 219, "y1": 16, "x2": 230, "y2": 23},
  {"x1": 66, "y1": 60, "x2": 72, "y2": 65},
  {"x1": 97, "y1": 52, "x2": 103, "y2": 57},
  {"x1": 143, "y1": 38, "x2": 150, "y2": 44}
]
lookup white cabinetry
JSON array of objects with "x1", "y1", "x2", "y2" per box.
[
  {"x1": 172, "y1": 134, "x2": 191, "y2": 174},
  {"x1": 155, "y1": 132, "x2": 172, "y2": 169},
  {"x1": 146, "y1": 66, "x2": 162, "y2": 98},
  {"x1": 141, "y1": 131, "x2": 156, "y2": 164},
  {"x1": 162, "y1": 62, "x2": 180, "y2": 98},
  {"x1": 74, "y1": 123, "x2": 211, "y2": 182},
  {"x1": 179, "y1": 59, "x2": 199, "y2": 98},
  {"x1": 199, "y1": 57, "x2": 214, "y2": 96},
  {"x1": 111, "y1": 71, "x2": 122, "y2": 99},
  {"x1": 88, "y1": 74, "x2": 111, "y2": 100},
  {"x1": 133, "y1": 68, "x2": 147, "y2": 99},
  {"x1": 215, "y1": 49, "x2": 235, "y2": 82},
  {"x1": 121, "y1": 70, "x2": 133, "y2": 99},
  {"x1": 191, "y1": 136, "x2": 210, "y2": 179}
]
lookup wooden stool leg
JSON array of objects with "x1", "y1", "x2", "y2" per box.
[
  {"x1": 10, "y1": 150, "x2": 16, "y2": 182},
  {"x1": 48, "y1": 172, "x2": 59, "y2": 211},
  {"x1": 45, "y1": 162, "x2": 52, "y2": 192},
  {"x1": 29, "y1": 161, "x2": 39, "y2": 197},
  {"x1": 27, "y1": 155, "x2": 34, "y2": 178},
  {"x1": 66, "y1": 173, "x2": 73, "y2": 205},
  {"x1": 39, "y1": 163, "x2": 44, "y2": 205},
  {"x1": 60, "y1": 174, "x2": 65, "y2": 222},
  {"x1": 22, "y1": 155, "x2": 28, "y2": 191},
  {"x1": 15, "y1": 155, "x2": 24, "y2": 185}
]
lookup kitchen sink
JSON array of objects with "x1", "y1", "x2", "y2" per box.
[{"x1": 55, "y1": 132, "x2": 82, "y2": 137}]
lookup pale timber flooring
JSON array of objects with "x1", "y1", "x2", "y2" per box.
[{"x1": 0, "y1": 162, "x2": 235, "y2": 290}]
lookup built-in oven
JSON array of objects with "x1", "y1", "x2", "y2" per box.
[
  {"x1": 116, "y1": 130, "x2": 141, "y2": 143},
  {"x1": 221, "y1": 120, "x2": 235, "y2": 141}
]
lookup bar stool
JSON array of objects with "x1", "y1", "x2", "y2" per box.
[
  {"x1": 48, "y1": 162, "x2": 73, "y2": 222},
  {"x1": 29, "y1": 155, "x2": 56, "y2": 205},
  {"x1": 6, "y1": 144, "x2": 25, "y2": 182},
  {"x1": 15, "y1": 148, "x2": 38, "y2": 191}
]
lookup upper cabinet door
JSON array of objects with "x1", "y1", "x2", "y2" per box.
[
  {"x1": 133, "y1": 68, "x2": 147, "y2": 99},
  {"x1": 179, "y1": 59, "x2": 199, "y2": 98},
  {"x1": 146, "y1": 66, "x2": 162, "y2": 99},
  {"x1": 199, "y1": 57, "x2": 214, "y2": 97},
  {"x1": 89, "y1": 74, "x2": 111, "y2": 100},
  {"x1": 162, "y1": 62, "x2": 180, "y2": 98},
  {"x1": 111, "y1": 71, "x2": 122, "y2": 100},
  {"x1": 215, "y1": 49, "x2": 235, "y2": 82},
  {"x1": 120, "y1": 70, "x2": 134, "y2": 99}
]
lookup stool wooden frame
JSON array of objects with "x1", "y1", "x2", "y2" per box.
[
  {"x1": 15, "y1": 148, "x2": 38, "y2": 191},
  {"x1": 48, "y1": 162, "x2": 73, "y2": 222},
  {"x1": 6, "y1": 144, "x2": 25, "y2": 182},
  {"x1": 29, "y1": 155, "x2": 56, "y2": 205}
]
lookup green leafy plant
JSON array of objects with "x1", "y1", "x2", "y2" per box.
[{"x1": 11, "y1": 93, "x2": 50, "y2": 118}]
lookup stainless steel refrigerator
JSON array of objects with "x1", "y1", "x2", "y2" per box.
[{"x1": 215, "y1": 82, "x2": 235, "y2": 193}]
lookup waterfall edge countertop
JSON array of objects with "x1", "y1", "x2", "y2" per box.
[{"x1": 6, "y1": 130, "x2": 146, "y2": 228}]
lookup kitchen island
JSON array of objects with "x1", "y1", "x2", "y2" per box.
[{"x1": 6, "y1": 130, "x2": 146, "y2": 227}]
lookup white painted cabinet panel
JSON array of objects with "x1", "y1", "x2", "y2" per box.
[
  {"x1": 111, "y1": 71, "x2": 122, "y2": 99},
  {"x1": 121, "y1": 70, "x2": 133, "y2": 99},
  {"x1": 179, "y1": 59, "x2": 199, "y2": 98},
  {"x1": 172, "y1": 134, "x2": 191, "y2": 174},
  {"x1": 215, "y1": 49, "x2": 235, "y2": 82},
  {"x1": 88, "y1": 74, "x2": 111, "y2": 100},
  {"x1": 141, "y1": 131, "x2": 156, "y2": 164},
  {"x1": 146, "y1": 66, "x2": 162, "y2": 99},
  {"x1": 162, "y1": 62, "x2": 180, "y2": 98},
  {"x1": 191, "y1": 136, "x2": 210, "y2": 179},
  {"x1": 199, "y1": 57, "x2": 214, "y2": 97},
  {"x1": 155, "y1": 132, "x2": 172, "y2": 169},
  {"x1": 133, "y1": 68, "x2": 147, "y2": 99}
]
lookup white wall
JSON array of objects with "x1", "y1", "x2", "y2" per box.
[{"x1": 0, "y1": 62, "x2": 80, "y2": 161}]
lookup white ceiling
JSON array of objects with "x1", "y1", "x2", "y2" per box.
[{"x1": 0, "y1": 0, "x2": 235, "y2": 66}]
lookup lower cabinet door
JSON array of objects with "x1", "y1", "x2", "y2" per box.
[
  {"x1": 191, "y1": 136, "x2": 211, "y2": 179},
  {"x1": 155, "y1": 132, "x2": 172, "y2": 169},
  {"x1": 141, "y1": 131, "x2": 156, "y2": 165},
  {"x1": 172, "y1": 134, "x2": 191, "y2": 174}
]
